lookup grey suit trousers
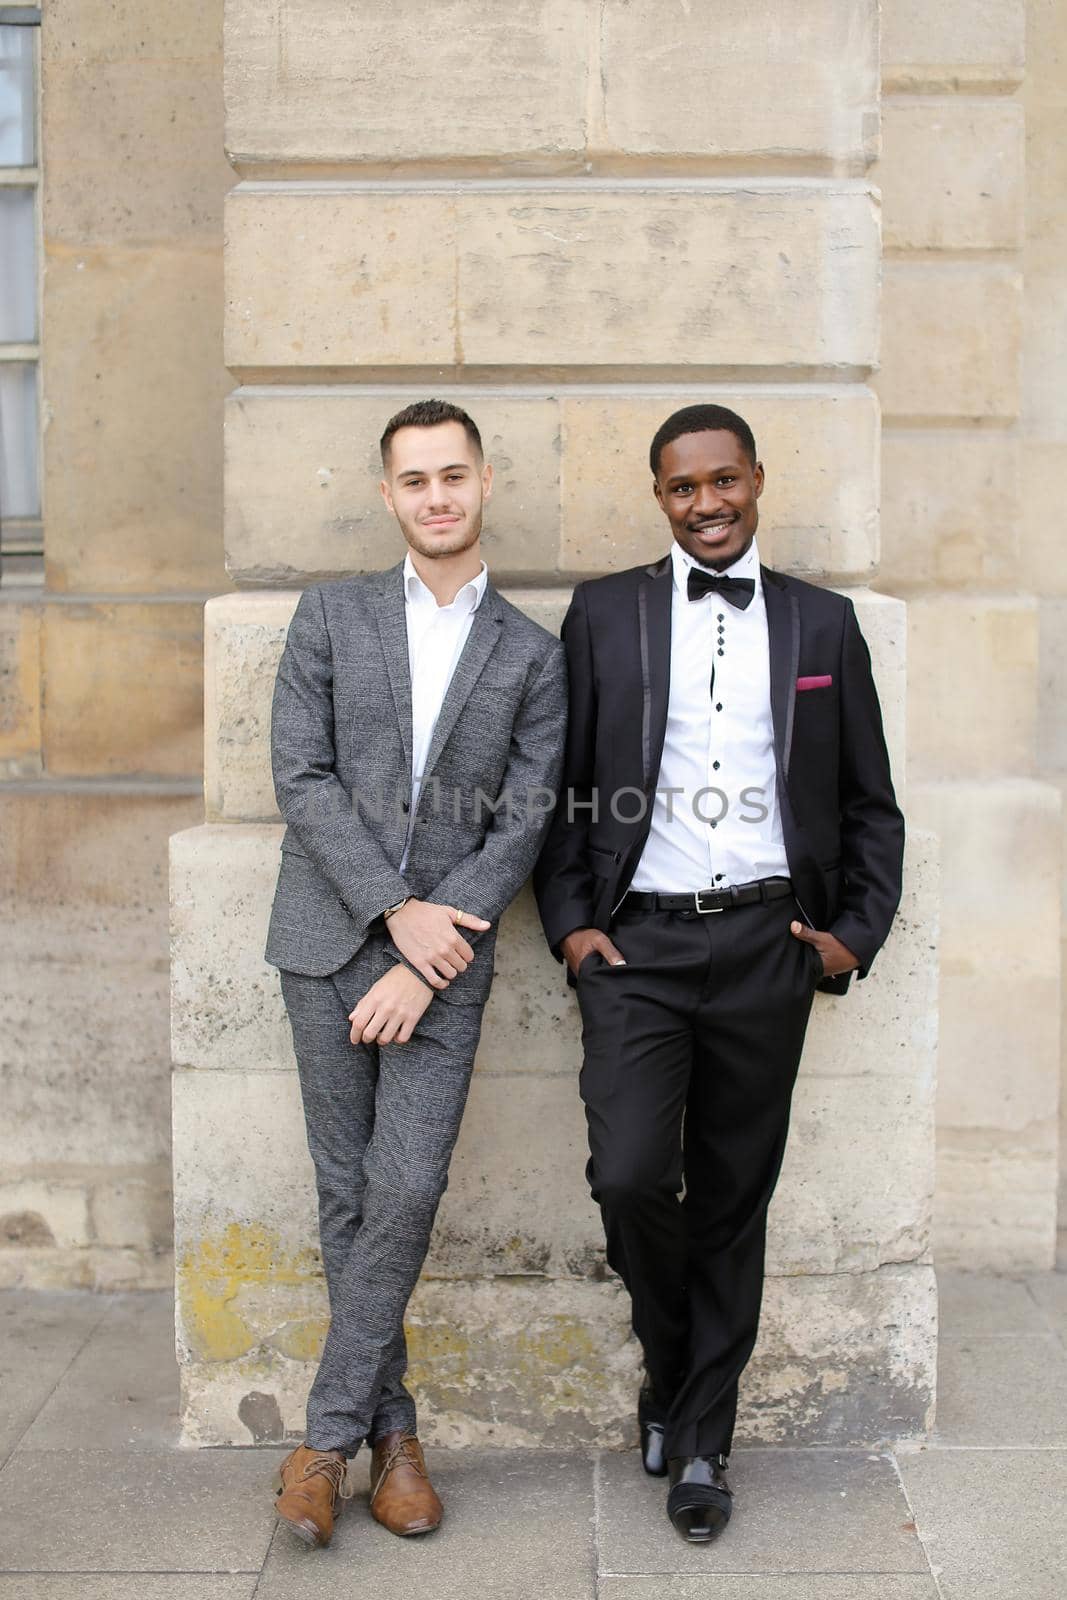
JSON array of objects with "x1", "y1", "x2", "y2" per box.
[{"x1": 280, "y1": 933, "x2": 484, "y2": 1457}]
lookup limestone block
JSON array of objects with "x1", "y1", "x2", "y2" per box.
[
  {"x1": 878, "y1": 100, "x2": 1024, "y2": 251},
  {"x1": 225, "y1": 0, "x2": 588, "y2": 169},
  {"x1": 1020, "y1": 441, "x2": 1067, "y2": 599},
  {"x1": 43, "y1": 58, "x2": 230, "y2": 246},
  {"x1": 882, "y1": 0, "x2": 1025, "y2": 89},
  {"x1": 599, "y1": 1, "x2": 878, "y2": 167},
  {"x1": 835, "y1": 590, "x2": 907, "y2": 789},
  {"x1": 0, "y1": 789, "x2": 202, "y2": 1172},
  {"x1": 177, "y1": 1266, "x2": 935, "y2": 1448},
  {"x1": 42, "y1": 3, "x2": 215, "y2": 66},
  {"x1": 203, "y1": 595, "x2": 294, "y2": 823},
  {"x1": 880, "y1": 429, "x2": 1022, "y2": 591},
  {"x1": 876, "y1": 263, "x2": 1022, "y2": 423},
  {"x1": 225, "y1": 185, "x2": 879, "y2": 373},
  {"x1": 1038, "y1": 599, "x2": 1067, "y2": 775},
  {"x1": 0, "y1": 1179, "x2": 90, "y2": 1250},
  {"x1": 42, "y1": 601, "x2": 205, "y2": 777},
  {"x1": 935, "y1": 1148, "x2": 1058, "y2": 1274},
  {"x1": 0, "y1": 599, "x2": 42, "y2": 778},
  {"x1": 224, "y1": 386, "x2": 878, "y2": 587},
  {"x1": 560, "y1": 388, "x2": 879, "y2": 581},
  {"x1": 90, "y1": 1163, "x2": 174, "y2": 1253},
  {"x1": 906, "y1": 596, "x2": 1038, "y2": 779},
  {"x1": 42, "y1": 247, "x2": 230, "y2": 594},
  {"x1": 224, "y1": 391, "x2": 562, "y2": 585},
  {"x1": 0, "y1": 1245, "x2": 173, "y2": 1293},
  {"x1": 202, "y1": 587, "x2": 904, "y2": 823},
  {"x1": 911, "y1": 780, "x2": 1062, "y2": 1271}
]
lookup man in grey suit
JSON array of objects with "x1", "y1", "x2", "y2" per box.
[{"x1": 265, "y1": 399, "x2": 567, "y2": 1547}]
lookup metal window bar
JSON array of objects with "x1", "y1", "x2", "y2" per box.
[{"x1": 0, "y1": 6, "x2": 40, "y2": 584}]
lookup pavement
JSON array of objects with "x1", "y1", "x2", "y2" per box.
[{"x1": 0, "y1": 1270, "x2": 1064, "y2": 1598}]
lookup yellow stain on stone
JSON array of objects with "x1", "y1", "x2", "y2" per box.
[{"x1": 178, "y1": 1223, "x2": 322, "y2": 1362}]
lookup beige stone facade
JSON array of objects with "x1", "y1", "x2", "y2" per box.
[{"x1": 1, "y1": 0, "x2": 1062, "y2": 1446}]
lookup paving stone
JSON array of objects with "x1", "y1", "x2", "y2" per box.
[
  {"x1": 0, "y1": 1291, "x2": 105, "y2": 1464},
  {"x1": 933, "y1": 1336, "x2": 1067, "y2": 1447},
  {"x1": 895, "y1": 1448, "x2": 1067, "y2": 1600},
  {"x1": 0, "y1": 1449, "x2": 275, "y2": 1573},
  {"x1": 256, "y1": 1448, "x2": 595, "y2": 1599},
  {"x1": 594, "y1": 1449, "x2": 926, "y2": 1575},
  {"x1": 598, "y1": 1579, "x2": 937, "y2": 1599},
  {"x1": 937, "y1": 1273, "x2": 1051, "y2": 1340},
  {"x1": 24, "y1": 1292, "x2": 179, "y2": 1451},
  {"x1": 0, "y1": 1581, "x2": 257, "y2": 1599}
]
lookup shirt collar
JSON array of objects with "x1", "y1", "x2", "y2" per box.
[
  {"x1": 403, "y1": 552, "x2": 488, "y2": 615},
  {"x1": 670, "y1": 536, "x2": 762, "y2": 596}
]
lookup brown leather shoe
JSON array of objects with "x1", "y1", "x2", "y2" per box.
[
  {"x1": 274, "y1": 1444, "x2": 350, "y2": 1547},
  {"x1": 369, "y1": 1430, "x2": 442, "y2": 1536}
]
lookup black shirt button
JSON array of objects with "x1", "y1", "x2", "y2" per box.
[
  {"x1": 713, "y1": 760, "x2": 720, "y2": 771},
  {"x1": 715, "y1": 702, "x2": 723, "y2": 712}
]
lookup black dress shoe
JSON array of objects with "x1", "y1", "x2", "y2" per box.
[
  {"x1": 666, "y1": 1453, "x2": 732, "y2": 1543},
  {"x1": 637, "y1": 1385, "x2": 668, "y2": 1477}
]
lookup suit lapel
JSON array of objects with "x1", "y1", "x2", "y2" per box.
[
  {"x1": 420, "y1": 585, "x2": 505, "y2": 787},
  {"x1": 639, "y1": 554, "x2": 673, "y2": 790},
  {"x1": 371, "y1": 564, "x2": 414, "y2": 778},
  {"x1": 762, "y1": 565, "x2": 800, "y2": 778}
]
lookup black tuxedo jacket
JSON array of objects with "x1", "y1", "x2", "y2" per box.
[{"x1": 533, "y1": 554, "x2": 905, "y2": 996}]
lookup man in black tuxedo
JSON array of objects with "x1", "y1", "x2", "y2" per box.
[{"x1": 534, "y1": 404, "x2": 904, "y2": 1543}]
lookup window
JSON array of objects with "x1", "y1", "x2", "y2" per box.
[{"x1": 0, "y1": 7, "x2": 41, "y2": 584}]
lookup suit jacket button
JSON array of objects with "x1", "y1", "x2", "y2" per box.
[{"x1": 401, "y1": 800, "x2": 410, "y2": 813}]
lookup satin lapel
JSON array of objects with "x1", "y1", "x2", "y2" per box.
[
  {"x1": 420, "y1": 588, "x2": 505, "y2": 787},
  {"x1": 762, "y1": 566, "x2": 800, "y2": 779},
  {"x1": 371, "y1": 565, "x2": 413, "y2": 778},
  {"x1": 639, "y1": 554, "x2": 673, "y2": 790}
]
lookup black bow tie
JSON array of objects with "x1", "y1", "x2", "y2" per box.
[{"x1": 686, "y1": 567, "x2": 755, "y2": 610}]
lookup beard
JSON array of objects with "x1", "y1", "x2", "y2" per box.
[{"x1": 399, "y1": 504, "x2": 483, "y2": 560}]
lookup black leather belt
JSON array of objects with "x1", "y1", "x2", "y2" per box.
[{"x1": 621, "y1": 876, "x2": 794, "y2": 916}]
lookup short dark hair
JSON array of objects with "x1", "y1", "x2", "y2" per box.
[
  {"x1": 379, "y1": 399, "x2": 483, "y2": 468},
  {"x1": 649, "y1": 404, "x2": 757, "y2": 477}
]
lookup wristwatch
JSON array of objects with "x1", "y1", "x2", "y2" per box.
[{"x1": 382, "y1": 897, "x2": 410, "y2": 921}]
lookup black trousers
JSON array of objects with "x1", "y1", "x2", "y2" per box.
[{"x1": 576, "y1": 893, "x2": 821, "y2": 1460}]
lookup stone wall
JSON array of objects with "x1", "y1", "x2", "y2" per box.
[
  {"x1": 170, "y1": 0, "x2": 939, "y2": 1448},
  {"x1": 0, "y1": 4, "x2": 230, "y2": 1287},
  {"x1": 877, "y1": 0, "x2": 1064, "y2": 1270}
]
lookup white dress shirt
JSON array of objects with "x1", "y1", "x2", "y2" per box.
[
  {"x1": 401, "y1": 552, "x2": 488, "y2": 870},
  {"x1": 630, "y1": 538, "x2": 789, "y2": 893}
]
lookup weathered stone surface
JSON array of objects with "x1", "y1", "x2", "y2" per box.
[
  {"x1": 881, "y1": 0, "x2": 1025, "y2": 89},
  {"x1": 906, "y1": 597, "x2": 1038, "y2": 779},
  {"x1": 224, "y1": 386, "x2": 878, "y2": 586},
  {"x1": 225, "y1": 185, "x2": 879, "y2": 373},
  {"x1": 42, "y1": 601, "x2": 205, "y2": 777},
  {"x1": 912, "y1": 780, "x2": 1062, "y2": 1272},
  {"x1": 224, "y1": 390, "x2": 562, "y2": 585},
  {"x1": 560, "y1": 388, "x2": 879, "y2": 580},
  {"x1": 600, "y1": 1, "x2": 878, "y2": 167},
  {"x1": 42, "y1": 248, "x2": 230, "y2": 595},
  {"x1": 878, "y1": 100, "x2": 1024, "y2": 251},
  {"x1": 90, "y1": 1163, "x2": 174, "y2": 1253},
  {"x1": 0, "y1": 790, "x2": 202, "y2": 1175},
  {"x1": 201, "y1": 588, "x2": 905, "y2": 822},
  {"x1": 177, "y1": 1265, "x2": 935, "y2": 1448},
  {"x1": 225, "y1": 0, "x2": 589, "y2": 169},
  {"x1": 43, "y1": 58, "x2": 230, "y2": 246},
  {"x1": 876, "y1": 263, "x2": 1022, "y2": 422},
  {"x1": 0, "y1": 599, "x2": 42, "y2": 778},
  {"x1": 880, "y1": 429, "x2": 1022, "y2": 592},
  {"x1": 0, "y1": 1178, "x2": 90, "y2": 1251}
]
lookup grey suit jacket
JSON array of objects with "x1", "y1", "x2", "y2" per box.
[{"x1": 264, "y1": 562, "x2": 567, "y2": 1006}]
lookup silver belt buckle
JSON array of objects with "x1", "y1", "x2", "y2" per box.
[{"x1": 694, "y1": 888, "x2": 725, "y2": 914}]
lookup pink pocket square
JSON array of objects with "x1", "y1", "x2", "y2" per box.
[{"x1": 796, "y1": 674, "x2": 833, "y2": 691}]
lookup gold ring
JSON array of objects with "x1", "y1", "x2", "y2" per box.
[{"x1": 453, "y1": 908, "x2": 463, "y2": 926}]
